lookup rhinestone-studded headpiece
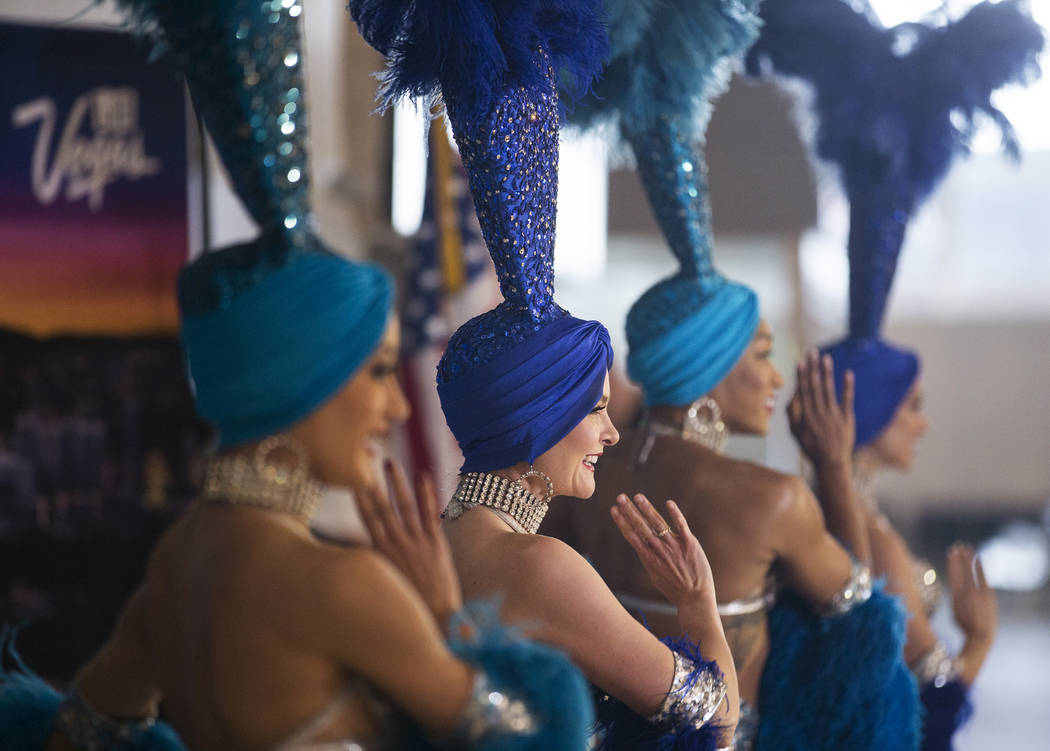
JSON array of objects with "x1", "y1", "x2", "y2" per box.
[
  {"x1": 118, "y1": 0, "x2": 393, "y2": 447},
  {"x1": 574, "y1": 0, "x2": 763, "y2": 406},
  {"x1": 350, "y1": 1, "x2": 614, "y2": 471},
  {"x1": 746, "y1": 0, "x2": 1043, "y2": 443},
  {"x1": 436, "y1": 50, "x2": 569, "y2": 378}
]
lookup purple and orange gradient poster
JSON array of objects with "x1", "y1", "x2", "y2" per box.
[{"x1": 0, "y1": 22, "x2": 187, "y2": 337}]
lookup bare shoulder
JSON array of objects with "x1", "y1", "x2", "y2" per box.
[
  {"x1": 310, "y1": 543, "x2": 419, "y2": 611},
  {"x1": 493, "y1": 534, "x2": 611, "y2": 614},
  {"x1": 713, "y1": 455, "x2": 807, "y2": 516}
]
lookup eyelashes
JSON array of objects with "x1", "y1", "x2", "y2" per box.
[
  {"x1": 370, "y1": 363, "x2": 398, "y2": 379},
  {"x1": 590, "y1": 404, "x2": 608, "y2": 414}
]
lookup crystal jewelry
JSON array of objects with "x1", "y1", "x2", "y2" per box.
[
  {"x1": 655, "y1": 526, "x2": 673, "y2": 538},
  {"x1": 517, "y1": 463, "x2": 555, "y2": 502},
  {"x1": 910, "y1": 640, "x2": 962, "y2": 688},
  {"x1": 443, "y1": 471, "x2": 550, "y2": 535},
  {"x1": 201, "y1": 434, "x2": 322, "y2": 523},
  {"x1": 851, "y1": 459, "x2": 880, "y2": 515},
  {"x1": 824, "y1": 560, "x2": 874, "y2": 616},
  {"x1": 637, "y1": 396, "x2": 728, "y2": 464},
  {"x1": 54, "y1": 687, "x2": 157, "y2": 751},
  {"x1": 647, "y1": 650, "x2": 727, "y2": 731},
  {"x1": 453, "y1": 670, "x2": 536, "y2": 742}
]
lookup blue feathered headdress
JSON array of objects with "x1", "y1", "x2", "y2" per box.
[
  {"x1": 351, "y1": 0, "x2": 607, "y2": 124},
  {"x1": 569, "y1": 1, "x2": 765, "y2": 407},
  {"x1": 747, "y1": 0, "x2": 1044, "y2": 445},
  {"x1": 115, "y1": 0, "x2": 393, "y2": 447},
  {"x1": 350, "y1": 1, "x2": 614, "y2": 472}
]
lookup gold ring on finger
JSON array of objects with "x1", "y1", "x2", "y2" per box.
[{"x1": 655, "y1": 527, "x2": 672, "y2": 538}]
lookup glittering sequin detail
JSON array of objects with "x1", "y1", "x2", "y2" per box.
[
  {"x1": 437, "y1": 49, "x2": 569, "y2": 381},
  {"x1": 731, "y1": 699, "x2": 759, "y2": 751},
  {"x1": 825, "y1": 561, "x2": 874, "y2": 616},
  {"x1": 848, "y1": 200, "x2": 908, "y2": 340},
  {"x1": 914, "y1": 559, "x2": 943, "y2": 617},
  {"x1": 456, "y1": 670, "x2": 536, "y2": 742},
  {"x1": 443, "y1": 472, "x2": 549, "y2": 535},
  {"x1": 624, "y1": 114, "x2": 718, "y2": 281},
  {"x1": 910, "y1": 641, "x2": 962, "y2": 688},
  {"x1": 132, "y1": 0, "x2": 314, "y2": 314},
  {"x1": 648, "y1": 651, "x2": 727, "y2": 731}
]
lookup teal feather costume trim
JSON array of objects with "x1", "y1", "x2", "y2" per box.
[{"x1": 757, "y1": 585, "x2": 920, "y2": 751}]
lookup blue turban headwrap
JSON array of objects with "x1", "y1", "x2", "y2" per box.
[
  {"x1": 747, "y1": 0, "x2": 1043, "y2": 445},
  {"x1": 349, "y1": 0, "x2": 613, "y2": 471},
  {"x1": 566, "y1": 0, "x2": 763, "y2": 407},
  {"x1": 124, "y1": 0, "x2": 393, "y2": 447}
]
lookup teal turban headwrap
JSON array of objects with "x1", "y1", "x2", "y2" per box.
[
  {"x1": 179, "y1": 243, "x2": 391, "y2": 448},
  {"x1": 122, "y1": 0, "x2": 393, "y2": 447},
  {"x1": 627, "y1": 274, "x2": 758, "y2": 407},
  {"x1": 568, "y1": 1, "x2": 763, "y2": 407}
]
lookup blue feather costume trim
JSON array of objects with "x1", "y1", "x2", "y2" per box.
[
  {"x1": 348, "y1": 0, "x2": 608, "y2": 124},
  {"x1": 757, "y1": 585, "x2": 920, "y2": 751},
  {"x1": 446, "y1": 601, "x2": 594, "y2": 750},
  {"x1": 919, "y1": 678, "x2": 973, "y2": 751},
  {"x1": 0, "y1": 629, "x2": 186, "y2": 751},
  {"x1": 591, "y1": 636, "x2": 725, "y2": 751}
]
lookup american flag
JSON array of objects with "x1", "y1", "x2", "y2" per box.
[{"x1": 398, "y1": 126, "x2": 495, "y2": 501}]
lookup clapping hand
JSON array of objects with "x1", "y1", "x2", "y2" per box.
[
  {"x1": 948, "y1": 543, "x2": 997, "y2": 647},
  {"x1": 357, "y1": 460, "x2": 463, "y2": 626},
  {"x1": 788, "y1": 350, "x2": 855, "y2": 470},
  {"x1": 610, "y1": 493, "x2": 715, "y2": 607}
]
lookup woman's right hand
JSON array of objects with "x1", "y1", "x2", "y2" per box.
[
  {"x1": 357, "y1": 460, "x2": 463, "y2": 627},
  {"x1": 610, "y1": 493, "x2": 716, "y2": 608}
]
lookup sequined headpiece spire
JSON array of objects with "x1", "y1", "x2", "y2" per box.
[
  {"x1": 747, "y1": 0, "x2": 1043, "y2": 444},
  {"x1": 350, "y1": 0, "x2": 613, "y2": 472},
  {"x1": 568, "y1": 1, "x2": 763, "y2": 406},
  {"x1": 118, "y1": 0, "x2": 393, "y2": 447}
]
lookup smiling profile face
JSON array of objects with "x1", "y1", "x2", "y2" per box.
[
  {"x1": 289, "y1": 315, "x2": 410, "y2": 491},
  {"x1": 527, "y1": 371, "x2": 619, "y2": 500},
  {"x1": 708, "y1": 319, "x2": 784, "y2": 435}
]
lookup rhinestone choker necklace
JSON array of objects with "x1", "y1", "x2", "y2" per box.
[
  {"x1": 200, "y1": 436, "x2": 322, "y2": 524},
  {"x1": 443, "y1": 471, "x2": 549, "y2": 535}
]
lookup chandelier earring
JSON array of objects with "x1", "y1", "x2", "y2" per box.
[
  {"x1": 681, "y1": 396, "x2": 728, "y2": 453},
  {"x1": 517, "y1": 463, "x2": 555, "y2": 502}
]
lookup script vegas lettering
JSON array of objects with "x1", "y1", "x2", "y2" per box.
[{"x1": 11, "y1": 86, "x2": 162, "y2": 211}]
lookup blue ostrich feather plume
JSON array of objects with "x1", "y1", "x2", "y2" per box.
[
  {"x1": 757, "y1": 586, "x2": 920, "y2": 750},
  {"x1": 348, "y1": 0, "x2": 608, "y2": 124},
  {"x1": 572, "y1": 0, "x2": 762, "y2": 135},
  {"x1": 746, "y1": 0, "x2": 1043, "y2": 340}
]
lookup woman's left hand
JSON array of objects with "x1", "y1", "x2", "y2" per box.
[
  {"x1": 788, "y1": 350, "x2": 855, "y2": 470},
  {"x1": 948, "y1": 543, "x2": 998, "y2": 647},
  {"x1": 610, "y1": 493, "x2": 716, "y2": 607}
]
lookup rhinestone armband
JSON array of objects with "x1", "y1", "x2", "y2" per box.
[
  {"x1": 910, "y1": 641, "x2": 962, "y2": 688},
  {"x1": 455, "y1": 671, "x2": 536, "y2": 742},
  {"x1": 54, "y1": 688, "x2": 156, "y2": 751},
  {"x1": 647, "y1": 651, "x2": 727, "y2": 731},
  {"x1": 825, "y1": 561, "x2": 874, "y2": 616}
]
